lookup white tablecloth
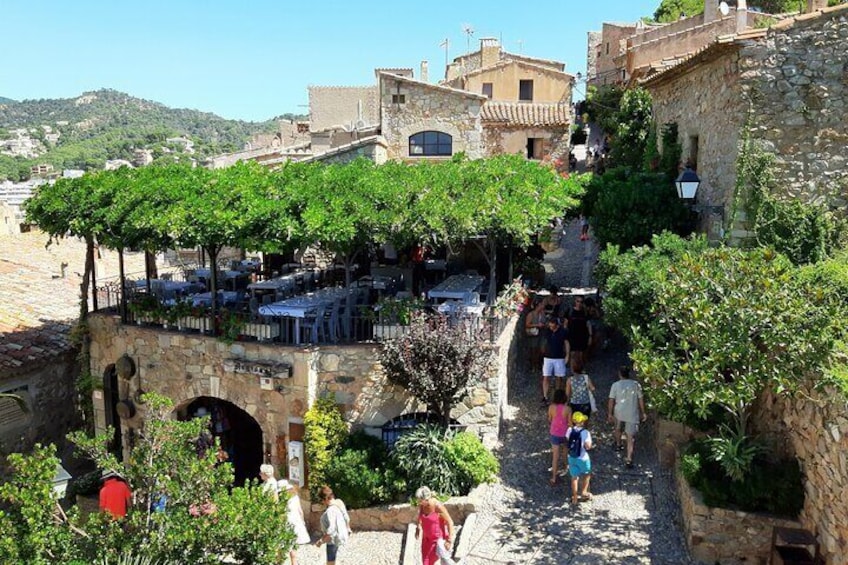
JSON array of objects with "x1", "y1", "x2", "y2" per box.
[
  {"x1": 195, "y1": 269, "x2": 244, "y2": 280},
  {"x1": 437, "y1": 301, "x2": 486, "y2": 316},
  {"x1": 191, "y1": 291, "x2": 241, "y2": 307},
  {"x1": 248, "y1": 274, "x2": 299, "y2": 292},
  {"x1": 258, "y1": 287, "x2": 354, "y2": 318},
  {"x1": 428, "y1": 275, "x2": 485, "y2": 300}
]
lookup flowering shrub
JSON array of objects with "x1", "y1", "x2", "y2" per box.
[{"x1": 492, "y1": 278, "x2": 529, "y2": 318}]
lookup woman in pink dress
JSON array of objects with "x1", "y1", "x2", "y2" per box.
[{"x1": 415, "y1": 486, "x2": 457, "y2": 565}]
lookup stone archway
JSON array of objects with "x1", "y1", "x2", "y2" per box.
[{"x1": 176, "y1": 396, "x2": 264, "y2": 486}]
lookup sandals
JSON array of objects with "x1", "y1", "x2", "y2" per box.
[
  {"x1": 549, "y1": 477, "x2": 558, "y2": 486},
  {"x1": 571, "y1": 495, "x2": 579, "y2": 505},
  {"x1": 580, "y1": 492, "x2": 593, "y2": 501}
]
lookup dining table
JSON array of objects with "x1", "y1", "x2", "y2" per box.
[
  {"x1": 195, "y1": 268, "x2": 250, "y2": 291},
  {"x1": 436, "y1": 300, "x2": 486, "y2": 317},
  {"x1": 258, "y1": 286, "x2": 357, "y2": 344},
  {"x1": 190, "y1": 291, "x2": 242, "y2": 308},
  {"x1": 428, "y1": 274, "x2": 485, "y2": 301},
  {"x1": 247, "y1": 273, "x2": 299, "y2": 295},
  {"x1": 132, "y1": 279, "x2": 206, "y2": 300}
]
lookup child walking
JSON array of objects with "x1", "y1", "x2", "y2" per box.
[
  {"x1": 566, "y1": 411, "x2": 593, "y2": 505},
  {"x1": 547, "y1": 389, "x2": 572, "y2": 485}
]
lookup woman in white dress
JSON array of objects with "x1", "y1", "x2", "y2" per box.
[{"x1": 278, "y1": 479, "x2": 311, "y2": 565}]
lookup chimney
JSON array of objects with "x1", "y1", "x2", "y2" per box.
[
  {"x1": 420, "y1": 60, "x2": 429, "y2": 83},
  {"x1": 806, "y1": 0, "x2": 827, "y2": 12},
  {"x1": 736, "y1": 0, "x2": 748, "y2": 33},
  {"x1": 480, "y1": 37, "x2": 500, "y2": 69},
  {"x1": 703, "y1": 0, "x2": 720, "y2": 24}
]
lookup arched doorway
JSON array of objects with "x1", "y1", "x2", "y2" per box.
[
  {"x1": 101, "y1": 364, "x2": 123, "y2": 461},
  {"x1": 176, "y1": 397, "x2": 263, "y2": 486}
]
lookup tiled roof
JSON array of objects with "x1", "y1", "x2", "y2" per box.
[
  {"x1": 481, "y1": 102, "x2": 571, "y2": 127},
  {"x1": 460, "y1": 58, "x2": 574, "y2": 80},
  {"x1": 0, "y1": 232, "x2": 147, "y2": 373}
]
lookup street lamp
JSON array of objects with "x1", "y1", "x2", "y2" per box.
[{"x1": 675, "y1": 167, "x2": 724, "y2": 219}]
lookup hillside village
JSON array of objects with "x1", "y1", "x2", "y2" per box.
[{"x1": 1, "y1": 1, "x2": 848, "y2": 564}]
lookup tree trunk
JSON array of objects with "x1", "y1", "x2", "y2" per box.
[
  {"x1": 80, "y1": 236, "x2": 94, "y2": 320},
  {"x1": 207, "y1": 246, "x2": 220, "y2": 334},
  {"x1": 441, "y1": 398, "x2": 453, "y2": 428},
  {"x1": 89, "y1": 241, "x2": 98, "y2": 312},
  {"x1": 488, "y1": 237, "x2": 497, "y2": 305},
  {"x1": 118, "y1": 247, "x2": 127, "y2": 323}
]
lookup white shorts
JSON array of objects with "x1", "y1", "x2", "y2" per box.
[{"x1": 542, "y1": 357, "x2": 567, "y2": 377}]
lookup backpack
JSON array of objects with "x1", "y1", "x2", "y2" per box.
[{"x1": 568, "y1": 427, "x2": 584, "y2": 458}]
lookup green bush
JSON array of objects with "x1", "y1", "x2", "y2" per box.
[
  {"x1": 392, "y1": 425, "x2": 461, "y2": 496},
  {"x1": 324, "y1": 431, "x2": 406, "y2": 509},
  {"x1": 682, "y1": 441, "x2": 804, "y2": 517},
  {"x1": 304, "y1": 396, "x2": 349, "y2": 501},
  {"x1": 582, "y1": 168, "x2": 691, "y2": 250},
  {"x1": 445, "y1": 432, "x2": 499, "y2": 492}
]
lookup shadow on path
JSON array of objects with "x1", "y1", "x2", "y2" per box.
[{"x1": 462, "y1": 220, "x2": 692, "y2": 565}]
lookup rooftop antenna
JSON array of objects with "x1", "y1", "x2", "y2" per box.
[
  {"x1": 462, "y1": 24, "x2": 475, "y2": 52},
  {"x1": 440, "y1": 37, "x2": 449, "y2": 68},
  {"x1": 516, "y1": 39, "x2": 524, "y2": 54}
]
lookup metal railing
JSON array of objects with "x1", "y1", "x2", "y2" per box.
[{"x1": 120, "y1": 299, "x2": 511, "y2": 346}]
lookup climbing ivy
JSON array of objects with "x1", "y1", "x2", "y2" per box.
[{"x1": 735, "y1": 113, "x2": 846, "y2": 265}]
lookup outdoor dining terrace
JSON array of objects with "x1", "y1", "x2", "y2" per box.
[{"x1": 94, "y1": 258, "x2": 513, "y2": 346}]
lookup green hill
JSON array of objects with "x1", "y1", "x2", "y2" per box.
[
  {"x1": 0, "y1": 97, "x2": 16, "y2": 105},
  {"x1": 0, "y1": 89, "x2": 305, "y2": 180}
]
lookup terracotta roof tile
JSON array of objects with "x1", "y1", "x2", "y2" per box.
[{"x1": 481, "y1": 102, "x2": 571, "y2": 126}]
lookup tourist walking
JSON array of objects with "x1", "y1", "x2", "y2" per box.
[
  {"x1": 541, "y1": 285, "x2": 563, "y2": 318},
  {"x1": 541, "y1": 316, "x2": 570, "y2": 405},
  {"x1": 566, "y1": 411, "x2": 593, "y2": 505},
  {"x1": 579, "y1": 214, "x2": 590, "y2": 241},
  {"x1": 99, "y1": 469, "x2": 132, "y2": 519},
  {"x1": 525, "y1": 301, "x2": 547, "y2": 371},
  {"x1": 566, "y1": 358, "x2": 596, "y2": 418},
  {"x1": 278, "y1": 479, "x2": 311, "y2": 565},
  {"x1": 316, "y1": 485, "x2": 351, "y2": 565},
  {"x1": 608, "y1": 366, "x2": 647, "y2": 469},
  {"x1": 259, "y1": 463, "x2": 279, "y2": 502},
  {"x1": 415, "y1": 486, "x2": 458, "y2": 565},
  {"x1": 566, "y1": 295, "x2": 592, "y2": 367},
  {"x1": 547, "y1": 389, "x2": 572, "y2": 485}
]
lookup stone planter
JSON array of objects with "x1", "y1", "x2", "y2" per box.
[
  {"x1": 373, "y1": 323, "x2": 409, "y2": 341},
  {"x1": 675, "y1": 457, "x2": 804, "y2": 564},
  {"x1": 179, "y1": 316, "x2": 210, "y2": 332},
  {"x1": 242, "y1": 322, "x2": 280, "y2": 341},
  {"x1": 307, "y1": 483, "x2": 487, "y2": 532}
]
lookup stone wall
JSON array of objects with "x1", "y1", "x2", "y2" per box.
[
  {"x1": 88, "y1": 314, "x2": 306, "y2": 468},
  {"x1": 646, "y1": 49, "x2": 746, "y2": 238},
  {"x1": 317, "y1": 316, "x2": 519, "y2": 448},
  {"x1": 740, "y1": 7, "x2": 848, "y2": 210},
  {"x1": 0, "y1": 352, "x2": 78, "y2": 453},
  {"x1": 379, "y1": 74, "x2": 484, "y2": 160},
  {"x1": 751, "y1": 387, "x2": 848, "y2": 563},
  {"x1": 483, "y1": 126, "x2": 570, "y2": 163},
  {"x1": 308, "y1": 86, "x2": 379, "y2": 132},
  {"x1": 88, "y1": 312, "x2": 519, "y2": 466},
  {"x1": 676, "y1": 462, "x2": 807, "y2": 564},
  {"x1": 593, "y1": 23, "x2": 637, "y2": 88}
]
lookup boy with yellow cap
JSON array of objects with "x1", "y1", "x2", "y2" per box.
[{"x1": 565, "y1": 411, "x2": 593, "y2": 505}]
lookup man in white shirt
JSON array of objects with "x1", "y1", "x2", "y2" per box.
[{"x1": 608, "y1": 366, "x2": 646, "y2": 469}]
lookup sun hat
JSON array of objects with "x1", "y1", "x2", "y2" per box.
[
  {"x1": 572, "y1": 411, "x2": 588, "y2": 424},
  {"x1": 277, "y1": 479, "x2": 297, "y2": 490},
  {"x1": 259, "y1": 464, "x2": 275, "y2": 477}
]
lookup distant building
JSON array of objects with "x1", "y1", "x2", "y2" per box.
[
  {"x1": 104, "y1": 159, "x2": 134, "y2": 170},
  {"x1": 30, "y1": 163, "x2": 54, "y2": 176},
  {"x1": 133, "y1": 149, "x2": 154, "y2": 167},
  {"x1": 0, "y1": 178, "x2": 46, "y2": 233}
]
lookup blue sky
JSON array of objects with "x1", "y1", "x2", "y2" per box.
[{"x1": 1, "y1": 1, "x2": 658, "y2": 121}]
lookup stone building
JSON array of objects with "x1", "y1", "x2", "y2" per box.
[
  {"x1": 642, "y1": 3, "x2": 848, "y2": 560},
  {"x1": 587, "y1": 0, "x2": 776, "y2": 88},
  {"x1": 643, "y1": 1, "x2": 848, "y2": 238}
]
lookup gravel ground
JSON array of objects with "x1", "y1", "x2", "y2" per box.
[{"x1": 295, "y1": 218, "x2": 693, "y2": 564}]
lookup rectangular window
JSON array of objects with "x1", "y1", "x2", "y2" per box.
[
  {"x1": 689, "y1": 135, "x2": 700, "y2": 170},
  {"x1": 392, "y1": 94, "x2": 406, "y2": 104},
  {"x1": 519, "y1": 80, "x2": 534, "y2": 102},
  {"x1": 482, "y1": 83, "x2": 493, "y2": 98},
  {"x1": 606, "y1": 42, "x2": 610, "y2": 55}
]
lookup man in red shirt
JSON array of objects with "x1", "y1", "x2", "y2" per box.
[{"x1": 99, "y1": 470, "x2": 132, "y2": 519}]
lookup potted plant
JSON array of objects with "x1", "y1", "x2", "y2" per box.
[
  {"x1": 128, "y1": 295, "x2": 163, "y2": 325},
  {"x1": 181, "y1": 305, "x2": 212, "y2": 332},
  {"x1": 367, "y1": 295, "x2": 425, "y2": 340},
  {"x1": 218, "y1": 310, "x2": 245, "y2": 344},
  {"x1": 166, "y1": 299, "x2": 193, "y2": 330}
]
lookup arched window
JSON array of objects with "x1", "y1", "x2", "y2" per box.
[{"x1": 409, "y1": 131, "x2": 452, "y2": 156}]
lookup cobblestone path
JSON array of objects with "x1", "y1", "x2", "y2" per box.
[{"x1": 459, "y1": 219, "x2": 693, "y2": 564}]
